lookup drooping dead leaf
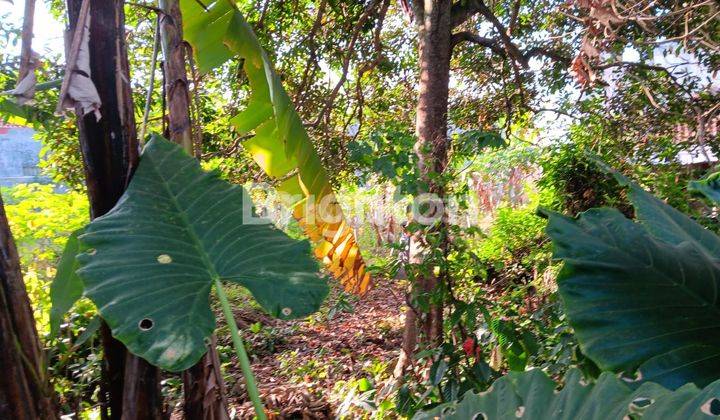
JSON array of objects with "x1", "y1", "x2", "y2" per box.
[
  {"x1": 579, "y1": 35, "x2": 601, "y2": 60},
  {"x1": 570, "y1": 0, "x2": 626, "y2": 86},
  {"x1": 589, "y1": 3, "x2": 624, "y2": 28},
  {"x1": 2, "y1": 52, "x2": 40, "y2": 105},
  {"x1": 56, "y1": 0, "x2": 101, "y2": 120},
  {"x1": 569, "y1": 55, "x2": 597, "y2": 86}
]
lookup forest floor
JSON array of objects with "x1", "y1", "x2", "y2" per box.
[{"x1": 222, "y1": 278, "x2": 406, "y2": 418}]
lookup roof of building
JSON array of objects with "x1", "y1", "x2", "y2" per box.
[{"x1": 0, "y1": 122, "x2": 32, "y2": 129}]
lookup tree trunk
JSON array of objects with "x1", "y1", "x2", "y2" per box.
[
  {"x1": 159, "y1": 0, "x2": 194, "y2": 152},
  {"x1": 181, "y1": 336, "x2": 230, "y2": 420},
  {"x1": 0, "y1": 193, "x2": 57, "y2": 420},
  {"x1": 395, "y1": 0, "x2": 452, "y2": 378},
  {"x1": 18, "y1": 0, "x2": 36, "y2": 81},
  {"x1": 65, "y1": 1, "x2": 163, "y2": 418},
  {"x1": 158, "y1": 2, "x2": 230, "y2": 418}
]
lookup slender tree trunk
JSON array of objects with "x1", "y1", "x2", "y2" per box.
[
  {"x1": 158, "y1": 2, "x2": 230, "y2": 418},
  {"x1": 0, "y1": 193, "x2": 57, "y2": 419},
  {"x1": 18, "y1": 0, "x2": 36, "y2": 81},
  {"x1": 395, "y1": 0, "x2": 452, "y2": 377},
  {"x1": 65, "y1": 1, "x2": 163, "y2": 418},
  {"x1": 159, "y1": 0, "x2": 194, "y2": 152},
  {"x1": 1, "y1": 1, "x2": 55, "y2": 416}
]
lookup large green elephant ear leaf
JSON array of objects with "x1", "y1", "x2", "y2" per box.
[
  {"x1": 540, "y1": 170, "x2": 720, "y2": 388},
  {"x1": 76, "y1": 135, "x2": 328, "y2": 372},
  {"x1": 690, "y1": 172, "x2": 720, "y2": 206},
  {"x1": 543, "y1": 206, "x2": 720, "y2": 388},
  {"x1": 590, "y1": 154, "x2": 720, "y2": 256},
  {"x1": 414, "y1": 369, "x2": 720, "y2": 420}
]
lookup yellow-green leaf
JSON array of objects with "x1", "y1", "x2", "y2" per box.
[{"x1": 180, "y1": 0, "x2": 370, "y2": 293}]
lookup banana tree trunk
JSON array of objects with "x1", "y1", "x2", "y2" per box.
[
  {"x1": 158, "y1": 1, "x2": 230, "y2": 417},
  {"x1": 65, "y1": 1, "x2": 163, "y2": 418},
  {"x1": 159, "y1": 0, "x2": 194, "y2": 153},
  {"x1": 0, "y1": 193, "x2": 57, "y2": 419}
]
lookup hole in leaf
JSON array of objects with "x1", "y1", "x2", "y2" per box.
[
  {"x1": 139, "y1": 318, "x2": 154, "y2": 331},
  {"x1": 471, "y1": 413, "x2": 487, "y2": 420},
  {"x1": 515, "y1": 406, "x2": 525, "y2": 417},
  {"x1": 157, "y1": 254, "x2": 172, "y2": 264},
  {"x1": 630, "y1": 397, "x2": 654, "y2": 411},
  {"x1": 701, "y1": 398, "x2": 720, "y2": 416},
  {"x1": 621, "y1": 370, "x2": 643, "y2": 383},
  {"x1": 281, "y1": 307, "x2": 292, "y2": 316}
]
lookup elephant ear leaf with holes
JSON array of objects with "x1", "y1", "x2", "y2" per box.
[
  {"x1": 179, "y1": 0, "x2": 370, "y2": 294},
  {"x1": 75, "y1": 135, "x2": 327, "y2": 372},
  {"x1": 415, "y1": 369, "x2": 720, "y2": 419},
  {"x1": 689, "y1": 171, "x2": 720, "y2": 205},
  {"x1": 538, "y1": 165, "x2": 720, "y2": 389}
]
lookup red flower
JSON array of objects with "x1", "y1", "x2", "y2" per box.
[
  {"x1": 463, "y1": 337, "x2": 483, "y2": 359},
  {"x1": 463, "y1": 338, "x2": 475, "y2": 357}
]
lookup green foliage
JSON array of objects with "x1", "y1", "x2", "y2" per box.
[
  {"x1": 73, "y1": 136, "x2": 327, "y2": 371},
  {"x1": 452, "y1": 130, "x2": 507, "y2": 161},
  {"x1": 474, "y1": 205, "x2": 549, "y2": 280},
  {"x1": 181, "y1": 0, "x2": 369, "y2": 293},
  {"x1": 416, "y1": 368, "x2": 720, "y2": 420},
  {"x1": 538, "y1": 143, "x2": 630, "y2": 216},
  {"x1": 347, "y1": 121, "x2": 418, "y2": 189},
  {"x1": 3, "y1": 184, "x2": 89, "y2": 335},
  {"x1": 49, "y1": 228, "x2": 84, "y2": 336},
  {"x1": 2, "y1": 185, "x2": 100, "y2": 413},
  {"x1": 542, "y1": 172, "x2": 720, "y2": 389}
]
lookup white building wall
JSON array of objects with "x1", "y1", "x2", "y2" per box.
[{"x1": 0, "y1": 125, "x2": 48, "y2": 186}]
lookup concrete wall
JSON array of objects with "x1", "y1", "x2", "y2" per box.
[{"x1": 0, "y1": 125, "x2": 49, "y2": 186}]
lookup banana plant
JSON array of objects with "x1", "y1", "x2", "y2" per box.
[
  {"x1": 51, "y1": 135, "x2": 329, "y2": 418},
  {"x1": 179, "y1": 0, "x2": 370, "y2": 294}
]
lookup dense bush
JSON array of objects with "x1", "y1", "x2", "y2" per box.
[
  {"x1": 473, "y1": 204, "x2": 550, "y2": 286},
  {"x1": 538, "y1": 143, "x2": 631, "y2": 216}
]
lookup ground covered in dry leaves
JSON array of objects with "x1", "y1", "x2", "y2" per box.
[{"x1": 223, "y1": 279, "x2": 405, "y2": 418}]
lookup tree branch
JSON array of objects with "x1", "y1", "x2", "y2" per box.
[
  {"x1": 451, "y1": 31, "x2": 505, "y2": 56},
  {"x1": 523, "y1": 46, "x2": 571, "y2": 65},
  {"x1": 472, "y1": 0, "x2": 528, "y2": 67},
  {"x1": 593, "y1": 60, "x2": 694, "y2": 96},
  {"x1": 410, "y1": 0, "x2": 425, "y2": 25},
  {"x1": 452, "y1": 32, "x2": 571, "y2": 68},
  {"x1": 312, "y1": 0, "x2": 382, "y2": 127},
  {"x1": 451, "y1": 0, "x2": 481, "y2": 28}
]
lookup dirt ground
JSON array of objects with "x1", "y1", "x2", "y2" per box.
[{"x1": 225, "y1": 279, "x2": 406, "y2": 418}]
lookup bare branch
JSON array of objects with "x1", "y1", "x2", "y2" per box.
[
  {"x1": 508, "y1": 0, "x2": 521, "y2": 35},
  {"x1": 453, "y1": 32, "x2": 571, "y2": 68},
  {"x1": 451, "y1": 31, "x2": 505, "y2": 56},
  {"x1": 472, "y1": 0, "x2": 528, "y2": 67},
  {"x1": 313, "y1": 0, "x2": 382, "y2": 127},
  {"x1": 523, "y1": 47, "x2": 571, "y2": 65}
]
